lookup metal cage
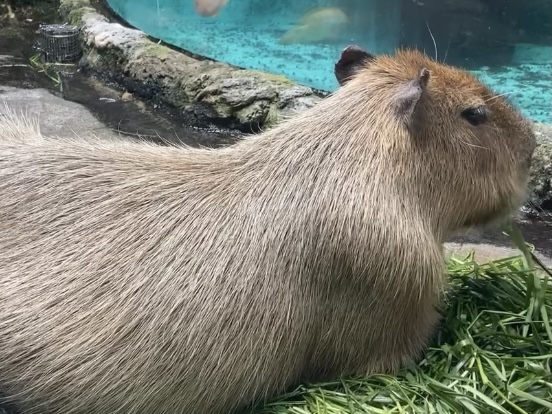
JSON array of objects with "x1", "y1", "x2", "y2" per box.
[{"x1": 38, "y1": 24, "x2": 82, "y2": 64}]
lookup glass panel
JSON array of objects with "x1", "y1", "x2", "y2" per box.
[{"x1": 106, "y1": 0, "x2": 552, "y2": 124}]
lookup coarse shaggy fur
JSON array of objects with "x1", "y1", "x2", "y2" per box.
[{"x1": 0, "y1": 47, "x2": 537, "y2": 414}]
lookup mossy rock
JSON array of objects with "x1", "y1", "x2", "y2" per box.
[
  {"x1": 10, "y1": 0, "x2": 56, "y2": 5},
  {"x1": 59, "y1": 0, "x2": 93, "y2": 20},
  {"x1": 249, "y1": 70, "x2": 295, "y2": 86},
  {"x1": 528, "y1": 143, "x2": 552, "y2": 209},
  {"x1": 140, "y1": 43, "x2": 172, "y2": 60},
  {"x1": 56, "y1": 0, "x2": 322, "y2": 132}
]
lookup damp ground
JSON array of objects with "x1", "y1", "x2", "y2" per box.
[
  {"x1": 0, "y1": 2, "x2": 243, "y2": 148},
  {"x1": 1, "y1": 1, "x2": 551, "y2": 264}
]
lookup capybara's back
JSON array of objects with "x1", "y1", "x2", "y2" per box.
[
  {"x1": 0, "y1": 46, "x2": 536, "y2": 414},
  {"x1": 0, "y1": 114, "x2": 311, "y2": 414}
]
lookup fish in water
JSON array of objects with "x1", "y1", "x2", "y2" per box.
[
  {"x1": 194, "y1": 0, "x2": 228, "y2": 17},
  {"x1": 279, "y1": 7, "x2": 349, "y2": 45}
]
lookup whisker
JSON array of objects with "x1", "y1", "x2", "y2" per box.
[
  {"x1": 443, "y1": 37, "x2": 450, "y2": 64},
  {"x1": 461, "y1": 129, "x2": 488, "y2": 150},
  {"x1": 459, "y1": 136, "x2": 488, "y2": 150},
  {"x1": 463, "y1": 141, "x2": 488, "y2": 150},
  {"x1": 425, "y1": 21, "x2": 438, "y2": 62},
  {"x1": 486, "y1": 91, "x2": 513, "y2": 102}
]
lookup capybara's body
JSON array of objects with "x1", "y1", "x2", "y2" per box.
[{"x1": 0, "y1": 48, "x2": 536, "y2": 414}]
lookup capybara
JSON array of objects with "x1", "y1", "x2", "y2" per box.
[{"x1": 0, "y1": 46, "x2": 537, "y2": 414}]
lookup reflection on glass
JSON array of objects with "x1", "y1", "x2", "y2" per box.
[{"x1": 106, "y1": 0, "x2": 552, "y2": 124}]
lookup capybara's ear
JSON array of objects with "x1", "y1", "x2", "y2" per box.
[
  {"x1": 334, "y1": 45, "x2": 375, "y2": 86},
  {"x1": 393, "y1": 67, "x2": 430, "y2": 124}
]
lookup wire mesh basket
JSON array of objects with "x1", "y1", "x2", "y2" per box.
[{"x1": 38, "y1": 23, "x2": 82, "y2": 64}]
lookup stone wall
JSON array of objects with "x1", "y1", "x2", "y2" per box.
[
  {"x1": 529, "y1": 124, "x2": 552, "y2": 211},
  {"x1": 59, "y1": 0, "x2": 324, "y2": 133}
]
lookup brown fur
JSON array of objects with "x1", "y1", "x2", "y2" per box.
[{"x1": 0, "y1": 47, "x2": 536, "y2": 414}]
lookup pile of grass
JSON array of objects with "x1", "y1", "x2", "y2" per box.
[{"x1": 251, "y1": 243, "x2": 552, "y2": 413}]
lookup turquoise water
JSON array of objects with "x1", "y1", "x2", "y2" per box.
[{"x1": 106, "y1": 0, "x2": 551, "y2": 124}]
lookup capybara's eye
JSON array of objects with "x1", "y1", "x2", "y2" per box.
[{"x1": 461, "y1": 106, "x2": 488, "y2": 126}]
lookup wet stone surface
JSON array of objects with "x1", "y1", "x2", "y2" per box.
[{"x1": 0, "y1": 4, "x2": 242, "y2": 148}]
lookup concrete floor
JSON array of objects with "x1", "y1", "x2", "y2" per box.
[{"x1": 0, "y1": 85, "x2": 122, "y2": 140}]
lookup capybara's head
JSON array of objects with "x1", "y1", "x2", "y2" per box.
[{"x1": 333, "y1": 46, "x2": 537, "y2": 232}]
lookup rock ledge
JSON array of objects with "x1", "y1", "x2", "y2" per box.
[{"x1": 59, "y1": 0, "x2": 324, "y2": 132}]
